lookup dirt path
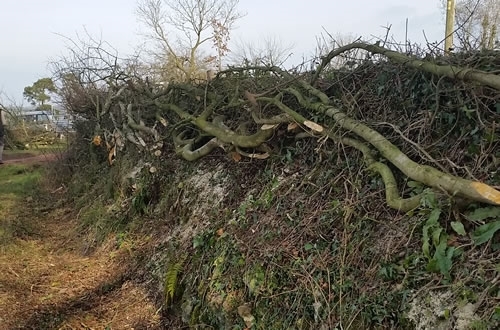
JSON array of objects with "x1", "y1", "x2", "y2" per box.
[
  {"x1": 0, "y1": 162, "x2": 161, "y2": 329},
  {"x1": 2, "y1": 153, "x2": 60, "y2": 165}
]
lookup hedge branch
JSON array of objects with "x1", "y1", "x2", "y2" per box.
[
  {"x1": 291, "y1": 82, "x2": 500, "y2": 206},
  {"x1": 312, "y1": 42, "x2": 500, "y2": 91},
  {"x1": 258, "y1": 93, "x2": 421, "y2": 211}
]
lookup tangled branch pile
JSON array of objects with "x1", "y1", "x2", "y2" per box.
[{"x1": 55, "y1": 42, "x2": 500, "y2": 212}]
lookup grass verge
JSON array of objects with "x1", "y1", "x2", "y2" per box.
[{"x1": 0, "y1": 164, "x2": 43, "y2": 243}]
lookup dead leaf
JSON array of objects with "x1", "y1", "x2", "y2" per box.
[
  {"x1": 108, "y1": 145, "x2": 116, "y2": 165},
  {"x1": 447, "y1": 235, "x2": 460, "y2": 247},
  {"x1": 137, "y1": 136, "x2": 147, "y2": 147},
  {"x1": 261, "y1": 124, "x2": 277, "y2": 130},
  {"x1": 244, "y1": 90, "x2": 258, "y2": 107},
  {"x1": 114, "y1": 130, "x2": 125, "y2": 150},
  {"x1": 231, "y1": 152, "x2": 242, "y2": 162},
  {"x1": 216, "y1": 228, "x2": 224, "y2": 236},
  {"x1": 149, "y1": 166, "x2": 157, "y2": 173},
  {"x1": 237, "y1": 305, "x2": 255, "y2": 328},
  {"x1": 247, "y1": 152, "x2": 270, "y2": 160},
  {"x1": 158, "y1": 116, "x2": 168, "y2": 127},
  {"x1": 287, "y1": 122, "x2": 299, "y2": 131},
  {"x1": 154, "y1": 150, "x2": 162, "y2": 157},
  {"x1": 92, "y1": 135, "x2": 102, "y2": 146},
  {"x1": 303, "y1": 120, "x2": 324, "y2": 132}
]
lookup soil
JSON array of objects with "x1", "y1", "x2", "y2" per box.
[
  {"x1": 2, "y1": 152, "x2": 60, "y2": 165},
  {"x1": 0, "y1": 156, "x2": 161, "y2": 329}
]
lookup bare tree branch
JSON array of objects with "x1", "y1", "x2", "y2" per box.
[{"x1": 136, "y1": 0, "x2": 243, "y2": 82}]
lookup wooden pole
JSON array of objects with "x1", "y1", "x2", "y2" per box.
[{"x1": 445, "y1": 0, "x2": 456, "y2": 54}]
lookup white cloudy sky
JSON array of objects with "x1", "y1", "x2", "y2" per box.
[{"x1": 0, "y1": 0, "x2": 445, "y2": 103}]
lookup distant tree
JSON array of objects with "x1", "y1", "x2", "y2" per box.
[
  {"x1": 136, "y1": 0, "x2": 243, "y2": 82},
  {"x1": 444, "y1": 0, "x2": 500, "y2": 50},
  {"x1": 230, "y1": 36, "x2": 294, "y2": 67},
  {"x1": 23, "y1": 78, "x2": 56, "y2": 110},
  {"x1": 314, "y1": 32, "x2": 367, "y2": 70}
]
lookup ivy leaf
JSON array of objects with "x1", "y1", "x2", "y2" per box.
[
  {"x1": 495, "y1": 102, "x2": 500, "y2": 114},
  {"x1": 193, "y1": 235, "x2": 204, "y2": 248},
  {"x1": 471, "y1": 221, "x2": 500, "y2": 245},
  {"x1": 377, "y1": 85, "x2": 384, "y2": 95},
  {"x1": 304, "y1": 243, "x2": 314, "y2": 251},
  {"x1": 462, "y1": 105, "x2": 475, "y2": 119},
  {"x1": 451, "y1": 221, "x2": 466, "y2": 236}
]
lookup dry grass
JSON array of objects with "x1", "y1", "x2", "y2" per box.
[{"x1": 0, "y1": 162, "x2": 161, "y2": 329}]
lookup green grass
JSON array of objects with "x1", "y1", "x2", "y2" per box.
[
  {"x1": 31, "y1": 142, "x2": 68, "y2": 150},
  {"x1": 4, "y1": 143, "x2": 67, "y2": 155},
  {"x1": 0, "y1": 164, "x2": 43, "y2": 197},
  {"x1": 0, "y1": 164, "x2": 44, "y2": 243}
]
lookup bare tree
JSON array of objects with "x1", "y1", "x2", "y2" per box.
[
  {"x1": 447, "y1": 0, "x2": 500, "y2": 50},
  {"x1": 313, "y1": 32, "x2": 367, "y2": 70},
  {"x1": 0, "y1": 91, "x2": 28, "y2": 125},
  {"x1": 50, "y1": 31, "x2": 132, "y2": 120},
  {"x1": 136, "y1": 0, "x2": 243, "y2": 82},
  {"x1": 230, "y1": 36, "x2": 294, "y2": 67}
]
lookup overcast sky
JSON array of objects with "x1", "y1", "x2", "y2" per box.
[{"x1": 0, "y1": 0, "x2": 445, "y2": 103}]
